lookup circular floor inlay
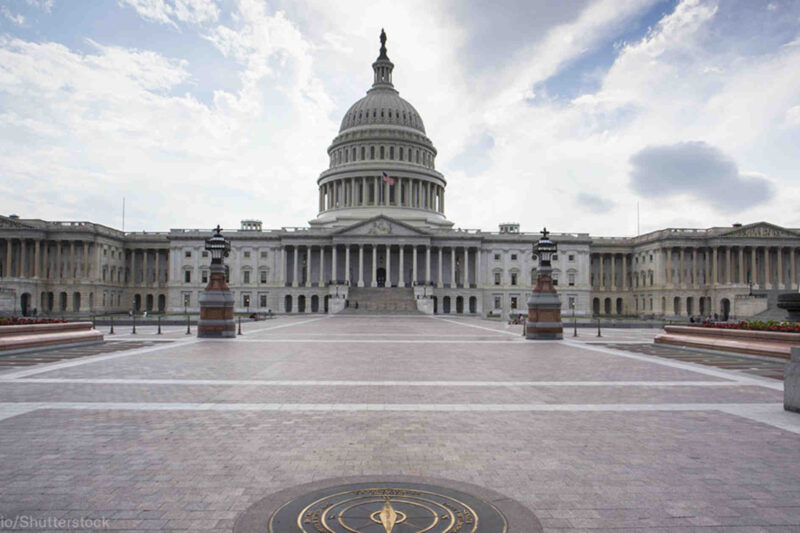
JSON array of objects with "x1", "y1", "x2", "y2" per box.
[{"x1": 234, "y1": 476, "x2": 541, "y2": 533}]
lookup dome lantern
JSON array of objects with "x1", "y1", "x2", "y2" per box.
[{"x1": 372, "y1": 28, "x2": 394, "y2": 89}]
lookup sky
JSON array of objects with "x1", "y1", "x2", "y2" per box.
[{"x1": 0, "y1": 0, "x2": 799, "y2": 237}]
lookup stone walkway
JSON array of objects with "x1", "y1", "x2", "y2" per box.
[{"x1": 0, "y1": 316, "x2": 798, "y2": 531}]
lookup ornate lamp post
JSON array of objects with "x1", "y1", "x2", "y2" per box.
[
  {"x1": 197, "y1": 225, "x2": 236, "y2": 338},
  {"x1": 525, "y1": 228, "x2": 563, "y2": 340}
]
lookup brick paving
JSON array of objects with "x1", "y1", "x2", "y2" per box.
[
  {"x1": 0, "y1": 315, "x2": 798, "y2": 531},
  {"x1": 0, "y1": 340, "x2": 173, "y2": 370}
]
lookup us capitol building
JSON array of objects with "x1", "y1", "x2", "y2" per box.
[{"x1": 2, "y1": 32, "x2": 799, "y2": 321}]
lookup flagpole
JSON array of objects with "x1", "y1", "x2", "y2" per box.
[{"x1": 122, "y1": 197, "x2": 126, "y2": 233}]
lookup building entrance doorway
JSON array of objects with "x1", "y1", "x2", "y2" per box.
[
  {"x1": 376, "y1": 267, "x2": 386, "y2": 287},
  {"x1": 20, "y1": 292, "x2": 31, "y2": 316}
]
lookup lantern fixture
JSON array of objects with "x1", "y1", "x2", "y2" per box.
[
  {"x1": 205, "y1": 225, "x2": 231, "y2": 264},
  {"x1": 534, "y1": 227, "x2": 557, "y2": 268}
]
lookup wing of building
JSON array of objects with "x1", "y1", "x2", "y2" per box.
[{"x1": 2, "y1": 33, "x2": 799, "y2": 321}]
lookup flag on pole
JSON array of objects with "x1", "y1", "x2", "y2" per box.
[{"x1": 382, "y1": 171, "x2": 395, "y2": 186}]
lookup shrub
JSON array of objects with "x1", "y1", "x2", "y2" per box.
[
  {"x1": 691, "y1": 320, "x2": 800, "y2": 333},
  {"x1": 0, "y1": 317, "x2": 68, "y2": 327}
]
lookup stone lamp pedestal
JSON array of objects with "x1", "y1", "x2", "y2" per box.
[
  {"x1": 526, "y1": 267, "x2": 563, "y2": 340},
  {"x1": 198, "y1": 262, "x2": 235, "y2": 338}
]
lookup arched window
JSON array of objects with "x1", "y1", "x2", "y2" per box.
[
  {"x1": 361, "y1": 146, "x2": 365, "y2": 160},
  {"x1": 370, "y1": 146, "x2": 375, "y2": 159},
  {"x1": 380, "y1": 146, "x2": 385, "y2": 159},
  {"x1": 399, "y1": 147, "x2": 404, "y2": 160},
  {"x1": 416, "y1": 150, "x2": 420, "y2": 163},
  {"x1": 389, "y1": 146, "x2": 394, "y2": 160}
]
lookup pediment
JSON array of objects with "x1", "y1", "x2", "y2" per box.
[
  {"x1": 721, "y1": 222, "x2": 799, "y2": 239},
  {"x1": 333, "y1": 216, "x2": 428, "y2": 237},
  {"x1": 0, "y1": 215, "x2": 34, "y2": 230}
]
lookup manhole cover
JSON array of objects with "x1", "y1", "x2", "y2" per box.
[{"x1": 235, "y1": 476, "x2": 540, "y2": 533}]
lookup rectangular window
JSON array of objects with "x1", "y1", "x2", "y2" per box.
[
  {"x1": 244, "y1": 251, "x2": 251, "y2": 258},
  {"x1": 184, "y1": 270, "x2": 191, "y2": 283},
  {"x1": 259, "y1": 293, "x2": 267, "y2": 308},
  {"x1": 182, "y1": 292, "x2": 191, "y2": 307},
  {"x1": 260, "y1": 270, "x2": 267, "y2": 284},
  {"x1": 553, "y1": 254, "x2": 558, "y2": 261},
  {"x1": 242, "y1": 294, "x2": 250, "y2": 308},
  {"x1": 201, "y1": 271, "x2": 208, "y2": 283},
  {"x1": 202, "y1": 251, "x2": 208, "y2": 258},
  {"x1": 260, "y1": 251, "x2": 267, "y2": 259},
  {"x1": 568, "y1": 273, "x2": 575, "y2": 286},
  {"x1": 511, "y1": 254, "x2": 517, "y2": 261},
  {"x1": 569, "y1": 254, "x2": 575, "y2": 261},
  {"x1": 510, "y1": 297, "x2": 518, "y2": 309},
  {"x1": 511, "y1": 273, "x2": 518, "y2": 286},
  {"x1": 494, "y1": 296, "x2": 502, "y2": 309},
  {"x1": 185, "y1": 250, "x2": 191, "y2": 258},
  {"x1": 568, "y1": 296, "x2": 576, "y2": 309},
  {"x1": 494, "y1": 272, "x2": 501, "y2": 286},
  {"x1": 390, "y1": 146, "x2": 394, "y2": 159},
  {"x1": 243, "y1": 271, "x2": 251, "y2": 284}
]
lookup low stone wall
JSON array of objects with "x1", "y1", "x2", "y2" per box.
[
  {"x1": 785, "y1": 347, "x2": 800, "y2": 413},
  {"x1": 655, "y1": 325, "x2": 800, "y2": 359},
  {"x1": 0, "y1": 322, "x2": 103, "y2": 353}
]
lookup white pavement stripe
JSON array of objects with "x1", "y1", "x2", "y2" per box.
[
  {"x1": 201, "y1": 339, "x2": 520, "y2": 343},
  {"x1": 431, "y1": 317, "x2": 523, "y2": 337},
  {"x1": 4, "y1": 379, "x2": 744, "y2": 387},
  {"x1": 0, "y1": 340, "x2": 201, "y2": 380},
  {"x1": 563, "y1": 340, "x2": 784, "y2": 392},
  {"x1": 3, "y1": 401, "x2": 795, "y2": 433},
  {"x1": 244, "y1": 316, "x2": 329, "y2": 334}
]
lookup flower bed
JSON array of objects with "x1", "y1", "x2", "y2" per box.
[
  {"x1": 691, "y1": 320, "x2": 800, "y2": 333},
  {"x1": 0, "y1": 317, "x2": 67, "y2": 326}
]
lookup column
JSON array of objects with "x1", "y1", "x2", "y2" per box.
[
  {"x1": 450, "y1": 248, "x2": 456, "y2": 287},
  {"x1": 345, "y1": 245, "x2": 351, "y2": 284},
  {"x1": 437, "y1": 247, "x2": 443, "y2": 288},
  {"x1": 129, "y1": 249, "x2": 134, "y2": 286},
  {"x1": 666, "y1": 249, "x2": 672, "y2": 285},
  {"x1": 332, "y1": 245, "x2": 338, "y2": 283},
  {"x1": 34, "y1": 239, "x2": 41, "y2": 278},
  {"x1": 319, "y1": 187, "x2": 324, "y2": 212},
  {"x1": 764, "y1": 247, "x2": 770, "y2": 289},
  {"x1": 474, "y1": 248, "x2": 480, "y2": 288},
  {"x1": 791, "y1": 248, "x2": 797, "y2": 289},
  {"x1": 777, "y1": 248, "x2": 783, "y2": 288},
  {"x1": 440, "y1": 187, "x2": 445, "y2": 213},
  {"x1": 692, "y1": 248, "x2": 698, "y2": 287},
  {"x1": 358, "y1": 245, "x2": 364, "y2": 287},
  {"x1": 374, "y1": 177, "x2": 379, "y2": 206},
  {"x1": 679, "y1": 248, "x2": 685, "y2": 286},
  {"x1": 19, "y1": 240, "x2": 26, "y2": 278},
  {"x1": 399, "y1": 246, "x2": 405, "y2": 287},
  {"x1": 610, "y1": 254, "x2": 616, "y2": 290},
  {"x1": 319, "y1": 246, "x2": 326, "y2": 287},
  {"x1": 712, "y1": 247, "x2": 718, "y2": 285},
  {"x1": 42, "y1": 241, "x2": 48, "y2": 279},
  {"x1": 464, "y1": 247, "x2": 469, "y2": 288},
  {"x1": 292, "y1": 246, "x2": 299, "y2": 287},
  {"x1": 5, "y1": 239, "x2": 12, "y2": 277},
  {"x1": 725, "y1": 246, "x2": 731, "y2": 285},
  {"x1": 411, "y1": 246, "x2": 417, "y2": 285},
  {"x1": 622, "y1": 254, "x2": 627, "y2": 289},
  {"x1": 155, "y1": 250, "x2": 160, "y2": 285},
  {"x1": 82, "y1": 242, "x2": 89, "y2": 279},
  {"x1": 425, "y1": 246, "x2": 431, "y2": 283},
  {"x1": 280, "y1": 247, "x2": 286, "y2": 285},
  {"x1": 598, "y1": 254, "x2": 604, "y2": 289},
  {"x1": 395, "y1": 178, "x2": 401, "y2": 206},
  {"x1": 371, "y1": 245, "x2": 377, "y2": 287},
  {"x1": 386, "y1": 244, "x2": 391, "y2": 286},
  {"x1": 751, "y1": 247, "x2": 757, "y2": 285},
  {"x1": 384, "y1": 179, "x2": 390, "y2": 206},
  {"x1": 69, "y1": 241, "x2": 75, "y2": 280},
  {"x1": 143, "y1": 249, "x2": 149, "y2": 285},
  {"x1": 305, "y1": 248, "x2": 312, "y2": 287},
  {"x1": 738, "y1": 247, "x2": 744, "y2": 284}
]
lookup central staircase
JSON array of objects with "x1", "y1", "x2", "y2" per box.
[{"x1": 341, "y1": 287, "x2": 420, "y2": 314}]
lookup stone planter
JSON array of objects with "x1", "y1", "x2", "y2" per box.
[
  {"x1": 777, "y1": 292, "x2": 800, "y2": 322},
  {"x1": 655, "y1": 325, "x2": 800, "y2": 359},
  {"x1": 0, "y1": 321, "x2": 103, "y2": 354}
]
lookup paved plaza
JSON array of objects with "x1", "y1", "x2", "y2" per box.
[{"x1": 1, "y1": 316, "x2": 799, "y2": 531}]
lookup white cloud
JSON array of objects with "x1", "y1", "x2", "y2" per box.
[
  {"x1": 25, "y1": 0, "x2": 54, "y2": 13},
  {"x1": 1, "y1": 6, "x2": 25, "y2": 26},
  {"x1": 119, "y1": 0, "x2": 220, "y2": 27}
]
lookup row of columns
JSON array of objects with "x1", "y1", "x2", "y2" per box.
[
  {"x1": 128, "y1": 249, "x2": 168, "y2": 286},
  {"x1": 319, "y1": 177, "x2": 444, "y2": 213},
  {"x1": 1, "y1": 238, "x2": 94, "y2": 281},
  {"x1": 283, "y1": 244, "x2": 478, "y2": 289},
  {"x1": 593, "y1": 246, "x2": 800, "y2": 291}
]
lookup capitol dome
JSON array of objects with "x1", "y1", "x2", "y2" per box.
[{"x1": 310, "y1": 30, "x2": 452, "y2": 229}]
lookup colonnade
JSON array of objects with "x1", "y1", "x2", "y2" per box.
[
  {"x1": 319, "y1": 177, "x2": 444, "y2": 213},
  {"x1": 127, "y1": 248, "x2": 168, "y2": 286},
  {"x1": 1, "y1": 238, "x2": 96, "y2": 281},
  {"x1": 592, "y1": 246, "x2": 800, "y2": 291},
  {"x1": 281, "y1": 244, "x2": 479, "y2": 289}
]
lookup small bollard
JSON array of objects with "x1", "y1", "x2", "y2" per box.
[
  {"x1": 521, "y1": 318, "x2": 526, "y2": 337},
  {"x1": 573, "y1": 316, "x2": 578, "y2": 337},
  {"x1": 132, "y1": 313, "x2": 137, "y2": 334},
  {"x1": 157, "y1": 315, "x2": 162, "y2": 335},
  {"x1": 91, "y1": 314, "x2": 96, "y2": 330},
  {"x1": 237, "y1": 316, "x2": 242, "y2": 336},
  {"x1": 109, "y1": 316, "x2": 115, "y2": 335},
  {"x1": 186, "y1": 314, "x2": 191, "y2": 335},
  {"x1": 596, "y1": 318, "x2": 602, "y2": 338}
]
